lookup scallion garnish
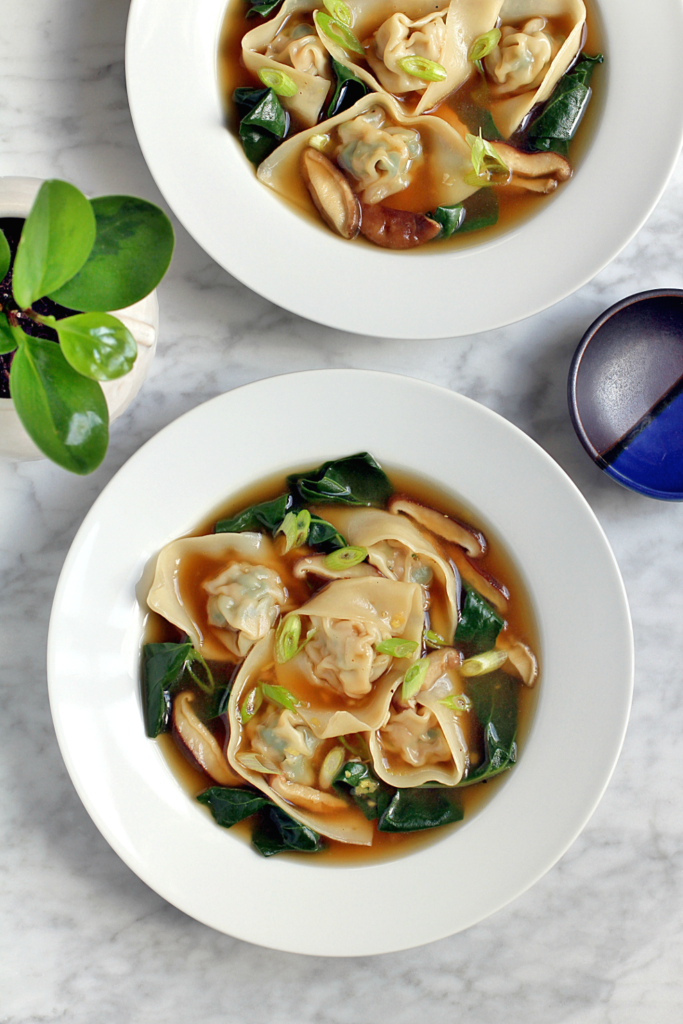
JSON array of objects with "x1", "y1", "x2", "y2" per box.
[
  {"x1": 261, "y1": 682, "x2": 301, "y2": 710},
  {"x1": 460, "y1": 649, "x2": 508, "y2": 677},
  {"x1": 323, "y1": 0, "x2": 353, "y2": 27},
  {"x1": 185, "y1": 649, "x2": 215, "y2": 694},
  {"x1": 466, "y1": 130, "x2": 508, "y2": 186},
  {"x1": 309, "y1": 133, "x2": 331, "y2": 152},
  {"x1": 375, "y1": 638, "x2": 419, "y2": 658},
  {"x1": 402, "y1": 658, "x2": 429, "y2": 701},
  {"x1": 239, "y1": 684, "x2": 263, "y2": 724},
  {"x1": 424, "y1": 630, "x2": 448, "y2": 649},
  {"x1": 314, "y1": 11, "x2": 364, "y2": 55},
  {"x1": 323, "y1": 545, "x2": 368, "y2": 570},
  {"x1": 396, "y1": 55, "x2": 447, "y2": 83},
  {"x1": 257, "y1": 68, "x2": 298, "y2": 97},
  {"x1": 274, "y1": 615, "x2": 317, "y2": 663},
  {"x1": 237, "y1": 752, "x2": 280, "y2": 774},
  {"x1": 468, "y1": 28, "x2": 501, "y2": 64},
  {"x1": 276, "y1": 509, "x2": 311, "y2": 552},
  {"x1": 439, "y1": 693, "x2": 473, "y2": 713}
]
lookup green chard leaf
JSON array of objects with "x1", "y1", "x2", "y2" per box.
[
  {"x1": 431, "y1": 204, "x2": 465, "y2": 239},
  {"x1": 215, "y1": 492, "x2": 293, "y2": 534},
  {"x1": 142, "y1": 641, "x2": 195, "y2": 737},
  {"x1": 246, "y1": 0, "x2": 284, "y2": 16},
  {"x1": 287, "y1": 452, "x2": 393, "y2": 507},
  {"x1": 454, "y1": 586, "x2": 504, "y2": 656},
  {"x1": 458, "y1": 188, "x2": 499, "y2": 233},
  {"x1": 0, "y1": 228, "x2": 10, "y2": 282},
  {"x1": 234, "y1": 87, "x2": 289, "y2": 166},
  {"x1": 55, "y1": 312, "x2": 137, "y2": 381},
  {"x1": 251, "y1": 804, "x2": 325, "y2": 856},
  {"x1": 378, "y1": 787, "x2": 464, "y2": 832},
  {"x1": 306, "y1": 514, "x2": 346, "y2": 550},
  {"x1": 334, "y1": 760, "x2": 393, "y2": 821},
  {"x1": 49, "y1": 195, "x2": 175, "y2": 311},
  {"x1": 457, "y1": 100, "x2": 503, "y2": 141},
  {"x1": 197, "y1": 786, "x2": 270, "y2": 828},
  {"x1": 526, "y1": 53, "x2": 604, "y2": 157},
  {"x1": 327, "y1": 57, "x2": 369, "y2": 118},
  {"x1": 202, "y1": 683, "x2": 233, "y2": 720},
  {"x1": 9, "y1": 335, "x2": 108, "y2": 474},
  {"x1": 458, "y1": 670, "x2": 518, "y2": 785},
  {"x1": 12, "y1": 180, "x2": 96, "y2": 309}
]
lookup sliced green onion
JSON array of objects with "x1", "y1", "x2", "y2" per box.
[
  {"x1": 439, "y1": 693, "x2": 473, "y2": 713},
  {"x1": 339, "y1": 733, "x2": 371, "y2": 761},
  {"x1": 275, "y1": 615, "x2": 317, "y2": 663},
  {"x1": 396, "y1": 56, "x2": 447, "y2": 83},
  {"x1": 261, "y1": 682, "x2": 301, "y2": 710},
  {"x1": 323, "y1": 0, "x2": 353, "y2": 27},
  {"x1": 375, "y1": 638, "x2": 419, "y2": 658},
  {"x1": 257, "y1": 67, "x2": 298, "y2": 97},
  {"x1": 460, "y1": 648, "x2": 508, "y2": 677},
  {"x1": 239, "y1": 684, "x2": 263, "y2": 725},
  {"x1": 324, "y1": 545, "x2": 368, "y2": 570},
  {"x1": 424, "y1": 630, "x2": 448, "y2": 649},
  {"x1": 464, "y1": 171, "x2": 494, "y2": 188},
  {"x1": 468, "y1": 28, "x2": 501, "y2": 63},
  {"x1": 276, "y1": 509, "x2": 311, "y2": 552},
  {"x1": 402, "y1": 658, "x2": 429, "y2": 701},
  {"x1": 319, "y1": 745, "x2": 346, "y2": 789},
  {"x1": 309, "y1": 133, "x2": 331, "y2": 152},
  {"x1": 185, "y1": 649, "x2": 215, "y2": 694},
  {"x1": 466, "y1": 131, "x2": 508, "y2": 181},
  {"x1": 314, "y1": 11, "x2": 365, "y2": 55},
  {"x1": 237, "y1": 752, "x2": 280, "y2": 774}
]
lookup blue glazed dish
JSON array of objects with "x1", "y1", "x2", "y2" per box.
[{"x1": 568, "y1": 290, "x2": 683, "y2": 501}]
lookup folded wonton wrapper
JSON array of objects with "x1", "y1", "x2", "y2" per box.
[
  {"x1": 227, "y1": 632, "x2": 374, "y2": 844},
  {"x1": 277, "y1": 576, "x2": 424, "y2": 739},
  {"x1": 369, "y1": 649, "x2": 469, "y2": 787},
  {"x1": 258, "y1": 91, "x2": 479, "y2": 221},
  {"x1": 314, "y1": 0, "x2": 505, "y2": 116},
  {"x1": 147, "y1": 533, "x2": 294, "y2": 661},
  {"x1": 320, "y1": 506, "x2": 460, "y2": 641},
  {"x1": 487, "y1": 0, "x2": 587, "y2": 138},
  {"x1": 241, "y1": 0, "x2": 334, "y2": 127}
]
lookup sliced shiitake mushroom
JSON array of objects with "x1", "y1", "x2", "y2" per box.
[
  {"x1": 270, "y1": 774, "x2": 348, "y2": 812},
  {"x1": 493, "y1": 143, "x2": 572, "y2": 193},
  {"x1": 359, "y1": 203, "x2": 442, "y2": 249},
  {"x1": 173, "y1": 690, "x2": 242, "y2": 785},
  {"x1": 301, "y1": 148, "x2": 361, "y2": 239},
  {"x1": 388, "y1": 495, "x2": 487, "y2": 558},
  {"x1": 293, "y1": 554, "x2": 379, "y2": 581},
  {"x1": 496, "y1": 635, "x2": 538, "y2": 686}
]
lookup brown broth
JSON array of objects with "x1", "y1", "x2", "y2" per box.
[
  {"x1": 218, "y1": 0, "x2": 603, "y2": 250},
  {"x1": 145, "y1": 462, "x2": 540, "y2": 865}
]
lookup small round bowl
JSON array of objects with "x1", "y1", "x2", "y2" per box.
[
  {"x1": 568, "y1": 289, "x2": 683, "y2": 501},
  {"x1": 47, "y1": 370, "x2": 633, "y2": 955}
]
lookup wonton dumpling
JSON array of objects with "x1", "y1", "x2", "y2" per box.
[
  {"x1": 335, "y1": 104, "x2": 422, "y2": 204},
  {"x1": 486, "y1": 0, "x2": 587, "y2": 138},
  {"x1": 369, "y1": 649, "x2": 469, "y2": 787},
  {"x1": 320, "y1": 506, "x2": 460, "y2": 641},
  {"x1": 241, "y1": 0, "x2": 333, "y2": 128},
  {"x1": 277, "y1": 576, "x2": 424, "y2": 738},
  {"x1": 227, "y1": 633, "x2": 374, "y2": 844},
  {"x1": 147, "y1": 533, "x2": 289, "y2": 660},
  {"x1": 315, "y1": 0, "x2": 505, "y2": 116},
  {"x1": 257, "y1": 92, "x2": 479, "y2": 218}
]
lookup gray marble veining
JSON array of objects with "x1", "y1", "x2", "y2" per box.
[{"x1": 2, "y1": 1, "x2": 683, "y2": 1021}]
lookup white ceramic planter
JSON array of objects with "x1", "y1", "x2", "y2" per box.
[{"x1": 0, "y1": 176, "x2": 159, "y2": 461}]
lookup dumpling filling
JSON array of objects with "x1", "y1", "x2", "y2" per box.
[
  {"x1": 302, "y1": 615, "x2": 392, "y2": 698},
  {"x1": 205, "y1": 562, "x2": 286, "y2": 657},
  {"x1": 264, "y1": 19, "x2": 332, "y2": 79},
  {"x1": 366, "y1": 11, "x2": 448, "y2": 95},
  {"x1": 335, "y1": 105, "x2": 422, "y2": 205},
  {"x1": 380, "y1": 705, "x2": 452, "y2": 767},
  {"x1": 484, "y1": 18, "x2": 562, "y2": 96}
]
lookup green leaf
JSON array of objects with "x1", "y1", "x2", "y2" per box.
[
  {"x1": 334, "y1": 760, "x2": 393, "y2": 821},
  {"x1": 287, "y1": 452, "x2": 393, "y2": 507},
  {"x1": 327, "y1": 57, "x2": 369, "y2": 117},
  {"x1": 215, "y1": 492, "x2": 293, "y2": 534},
  {"x1": 49, "y1": 195, "x2": 174, "y2": 311},
  {"x1": 142, "y1": 641, "x2": 194, "y2": 737},
  {"x1": 454, "y1": 587, "x2": 504, "y2": 656},
  {"x1": 202, "y1": 683, "x2": 232, "y2": 720},
  {"x1": 458, "y1": 671, "x2": 518, "y2": 785},
  {"x1": 9, "y1": 335, "x2": 108, "y2": 474},
  {"x1": 260, "y1": 682, "x2": 300, "y2": 711},
  {"x1": 527, "y1": 54, "x2": 603, "y2": 156},
  {"x1": 0, "y1": 228, "x2": 10, "y2": 282},
  {"x1": 378, "y1": 787, "x2": 464, "y2": 832},
  {"x1": 197, "y1": 786, "x2": 270, "y2": 827},
  {"x1": 455, "y1": 189, "x2": 499, "y2": 235},
  {"x1": 431, "y1": 204, "x2": 465, "y2": 239},
  {"x1": 234, "y1": 88, "x2": 288, "y2": 166},
  {"x1": 246, "y1": 0, "x2": 283, "y2": 16},
  {"x1": 12, "y1": 180, "x2": 96, "y2": 309},
  {"x1": 0, "y1": 313, "x2": 20, "y2": 355},
  {"x1": 307, "y1": 513, "x2": 346, "y2": 550},
  {"x1": 55, "y1": 312, "x2": 137, "y2": 381},
  {"x1": 457, "y1": 100, "x2": 503, "y2": 141},
  {"x1": 251, "y1": 804, "x2": 325, "y2": 856}
]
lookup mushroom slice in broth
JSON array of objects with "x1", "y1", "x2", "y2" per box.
[{"x1": 173, "y1": 691, "x2": 242, "y2": 786}]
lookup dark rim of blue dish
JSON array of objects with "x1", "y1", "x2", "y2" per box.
[{"x1": 568, "y1": 288, "x2": 683, "y2": 500}]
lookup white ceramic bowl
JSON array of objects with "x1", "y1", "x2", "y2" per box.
[
  {"x1": 0, "y1": 176, "x2": 159, "y2": 462},
  {"x1": 125, "y1": 0, "x2": 683, "y2": 339},
  {"x1": 47, "y1": 370, "x2": 633, "y2": 955}
]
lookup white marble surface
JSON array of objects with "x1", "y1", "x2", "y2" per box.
[{"x1": 1, "y1": 1, "x2": 683, "y2": 1020}]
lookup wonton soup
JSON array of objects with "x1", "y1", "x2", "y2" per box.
[
  {"x1": 220, "y1": 0, "x2": 602, "y2": 249},
  {"x1": 142, "y1": 454, "x2": 539, "y2": 861}
]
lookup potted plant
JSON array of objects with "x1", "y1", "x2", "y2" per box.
[{"x1": 0, "y1": 176, "x2": 174, "y2": 473}]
